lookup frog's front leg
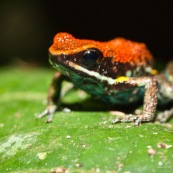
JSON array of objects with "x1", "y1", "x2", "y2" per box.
[
  {"x1": 112, "y1": 77, "x2": 158, "y2": 126},
  {"x1": 37, "y1": 72, "x2": 65, "y2": 123}
]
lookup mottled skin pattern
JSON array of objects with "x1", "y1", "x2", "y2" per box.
[{"x1": 38, "y1": 32, "x2": 173, "y2": 125}]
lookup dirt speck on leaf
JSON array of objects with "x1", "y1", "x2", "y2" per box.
[
  {"x1": 157, "y1": 142, "x2": 172, "y2": 149},
  {"x1": 50, "y1": 167, "x2": 67, "y2": 173},
  {"x1": 147, "y1": 148, "x2": 157, "y2": 156}
]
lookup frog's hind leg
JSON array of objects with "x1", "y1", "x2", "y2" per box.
[
  {"x1": 112, "y1": 77, "x2": 158, "y2": 126},
  {"x1": 155, "y1": 61, "x2": 173, "y2": 123},
  {"x1": 156, "y1": 107, "x2": 173, "y2": 123},
  {"x1": 37, "y1": 72, "x2": 64, "y2": 123}
]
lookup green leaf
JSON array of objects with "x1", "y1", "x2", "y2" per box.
[{"x1": 0, "y1": 67, "x2": 173, "y2": 173}]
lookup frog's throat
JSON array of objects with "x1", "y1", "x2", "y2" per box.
[{"x1": 64, "y1": 61, "x2": 129, "y2": 85}]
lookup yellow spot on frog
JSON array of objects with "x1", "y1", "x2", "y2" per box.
[
  {"x1": 151, "y1": 69, "x2": 158, "y2": 75},
  {"x1": 116, "y1": 76, "x2": 129, "y2": 83}
]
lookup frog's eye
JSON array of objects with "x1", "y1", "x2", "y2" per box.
[{"x1": 83, "y1": 50, "x2": 99, "y2": 66}]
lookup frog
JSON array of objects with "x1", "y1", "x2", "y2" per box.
[{"x1": 37, "y1": 32, "x2": 173, "y2": 125}]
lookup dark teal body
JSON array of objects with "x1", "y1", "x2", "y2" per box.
[{"x1": 54, "y1": 63, "x2": 145, "y2": 105}]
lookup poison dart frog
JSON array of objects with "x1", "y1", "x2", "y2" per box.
[{"x1": 37, "y1": 32, "x2": 173, "y2": 125}]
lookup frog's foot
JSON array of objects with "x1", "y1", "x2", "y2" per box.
[
  {"x1": 112, "y1": 114, "x2": 153, "y2": 126},
  {"x1": 156, "y1": 107, "x2": 173, "y2": 123},
  {"x1": 37, "y1": 104, "x2": 57, "y2": 123}
]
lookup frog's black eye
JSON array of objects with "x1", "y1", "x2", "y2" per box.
[{"x1": 83, "y1": 50, "x2": 99, "y2": 66}]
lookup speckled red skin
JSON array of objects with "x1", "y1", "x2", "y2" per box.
[
  {"x1": 49, "y1": 33, "x2": 154, "y2": 80},
  {"x1": 49, "y1": 32, "x2": 153, "y2": 65}
]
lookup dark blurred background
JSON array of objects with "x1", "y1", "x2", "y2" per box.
[{"x1": 0, "y1": 0, "x2": 173, "y2": 67}]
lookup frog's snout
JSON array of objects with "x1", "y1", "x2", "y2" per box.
[{"x1": 49, "y1": 53, "x2": 68, "y2": 67}]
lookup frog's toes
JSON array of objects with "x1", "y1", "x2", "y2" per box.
[
  {"x1": 133, "y1": 116, "x2": 142, "y2": 126},
  {"x1": 46, "y1": 113, "x2": 54, "y2": 123},
  {"x1": 112, "y1": 114, "x2": 142, "y2": 126},
  {"x1": 37, "y1": 104, "x2": 57, "y2": 123},
  {"x1": 37, "y1": 109, "x2": 48, "y2": 119},
  {"x1": 112, "y1": 114, "x2": 133, "y2": 123},
  {"x1": 111, "y1": 118, "x2": 121, "y2": 124}
]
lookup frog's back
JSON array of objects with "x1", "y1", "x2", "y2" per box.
[{"x1": 105, "y1": 37, "x2": 153, "y2": 64}]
